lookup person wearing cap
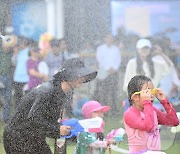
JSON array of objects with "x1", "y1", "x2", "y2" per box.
[
  {"x1": 123, "y1": 38, "x2": 172, "y2": 94},
  {"x1": 75, "y1": 101, "x2": 111, "y2": 154},
  {"x1": 122, "y1": 38, "x2": 173, "y2": 112},
  {"x1": 3, "y1": 58, "x2": 97, "y2": 154}
]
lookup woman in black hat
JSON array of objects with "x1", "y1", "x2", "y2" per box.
[{"x1": 3, "y1": 58, "x2": 97, "y2": 154}]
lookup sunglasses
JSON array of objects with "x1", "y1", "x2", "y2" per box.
[{"x1": 134, "y1": 89, "x2": 157, "y2": 95}]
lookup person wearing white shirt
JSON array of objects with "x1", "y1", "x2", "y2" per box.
[
  {"x1": 12, "y1": 36, "x2": 29, "y2": 109},
  {"x1": 95, "y1": 34, "x2": 121, "y2": 114}
]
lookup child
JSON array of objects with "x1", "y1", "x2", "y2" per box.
[
  {"x1": 124, "y1": 75, "x2": 179, "y2": 154},
  {"x1": 26, "y1": 46, "x2": 48, "y2": 91},
  {"x1": 75, "y1": 101, "x2": 111, "y2": 154}
]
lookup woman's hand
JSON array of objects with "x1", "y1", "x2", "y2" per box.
[
  {"x1": 42, "y1": 75, "x2": 49, "y2": 81},
  {"x1": 60, "y1": 125, "x2": 71, "y2": 136},
  {"x1": 155, "y1": 88, "x2": 166, "y2": 101}
]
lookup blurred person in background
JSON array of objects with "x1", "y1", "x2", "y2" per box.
[
  {"x1": 78, "y1": 41, "x2": 97, "y2": 98},
  {"x1": 95, "y1": 33, "x2": 121, "y2": 114},
  {"x1": 115, "y1": 32, "x2": 140, "y2": 109},
  {"x1": 79, "y1": 41, "x2": 97, "y2": 68},
  {"x1": 12, "y1": 36, "x2": 29, "y2": 109},
  {"x1": 26, "y1": 45, "x2": 49, "y2": 93},
  {"x1": 152, "y1": 39, "x2": 179, "y2": 101},
  {"x1": 116, "y1": 33, "x2": 139, "y2": 73},
  {"x1": 59, "y1": 38, "x2": 72, "y2": 62},
  {"x1": 172, "y1": 45, "x2": 180, "y2": 104},
  {"x1": 45, "y1": 39, "x2": 63, "y2": 79},
  {"x1": 0, "y1": 42, "x2": 13, "y2": 123}
]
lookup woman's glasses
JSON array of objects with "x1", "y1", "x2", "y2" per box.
[{"x1": 134, "y1": 89, "x2": 157, "y2": 95}]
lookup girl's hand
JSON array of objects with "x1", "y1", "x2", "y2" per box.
[
  {"x1": 107, "y1": 139, "x2": 116, "y2": 146},
  {"x1": 155, "y1": 88, "x2": 166, "y2": 101}
]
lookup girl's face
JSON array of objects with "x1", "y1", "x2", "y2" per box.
[
  {"x1": 91, "y1": 111, "x2": 104, "y2": 118},
  {"x1": 141, "y1": 81, "x2": 155, "y2": 102},
  {"x1": 132, "y1": 81, "x2": 155, "y2": 110}
]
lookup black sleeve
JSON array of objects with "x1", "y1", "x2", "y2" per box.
[
  {"x1": 27, "y1": 92, "x2": 61, "y2": 138},
  {"x1": 64, "y1": 92, "x2": 73, "y2": 118}
]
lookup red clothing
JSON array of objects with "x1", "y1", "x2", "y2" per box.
[{"x1": 124, "y1": 98, "x2": 179, "y2": 153}]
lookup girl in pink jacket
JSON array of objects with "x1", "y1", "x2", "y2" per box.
[{"x1": 124, "y1": 75, "x2": 179, "y2": 154}]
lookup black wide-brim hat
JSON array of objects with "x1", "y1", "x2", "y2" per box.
[{"x1": 53, "y1": 58, "x2": 97, "y2": 83}]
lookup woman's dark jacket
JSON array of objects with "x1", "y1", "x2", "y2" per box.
[{"x1": 5, "y1": 80, "x2": 72, "y2": 140}]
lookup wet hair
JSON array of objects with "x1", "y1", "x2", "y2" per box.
[
  {"x1": 17, "y1": 35, "x2": 28, "y2": 45},
  {"x1": 50, "y1": 39, "x2": 59, "y2": 47},
  {"x1": 28, "y1": 46, "x2": 39, "y2": 56},
  {"x1": 136, "y1": 50, "x2": 154, "y2": 78},
  {"x1": 59, "y1": 38, "x2": 68, "y2": 45},
  {"x1": 27, "y1": 38, "x2": 38, "y2": 46},
  {"x1": 128, "y1": 75, "x2": 151, "y2": 106},
  {"x1": 58, "y1": 38, "x2": 69, "y2": 51}
]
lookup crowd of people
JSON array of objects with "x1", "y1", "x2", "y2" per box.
[
  {"x1": 0, "y1": 28, "x2": 180, "y2": 153},
  {"x1": 0, "y1": 29, "x2": 180, "y2": 122}
]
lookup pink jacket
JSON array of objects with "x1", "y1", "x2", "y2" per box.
[{"x1": 124, "y1": 98, "x2": 179, "y2": 153}]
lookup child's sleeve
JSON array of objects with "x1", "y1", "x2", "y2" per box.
[
  {"x1": 153, "y1": 98, "x2": 179, "y2": 126},
  {"x1": 124, "y1": 100, "x2": 155, "y2": 132}
]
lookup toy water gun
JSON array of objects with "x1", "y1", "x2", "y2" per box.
[
  {"x1": 61, "y1": 117, "x2": 103, "y2": 138},
  {"x1": 107, "y1": 128, "x2": 125, "y2": 142}
]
